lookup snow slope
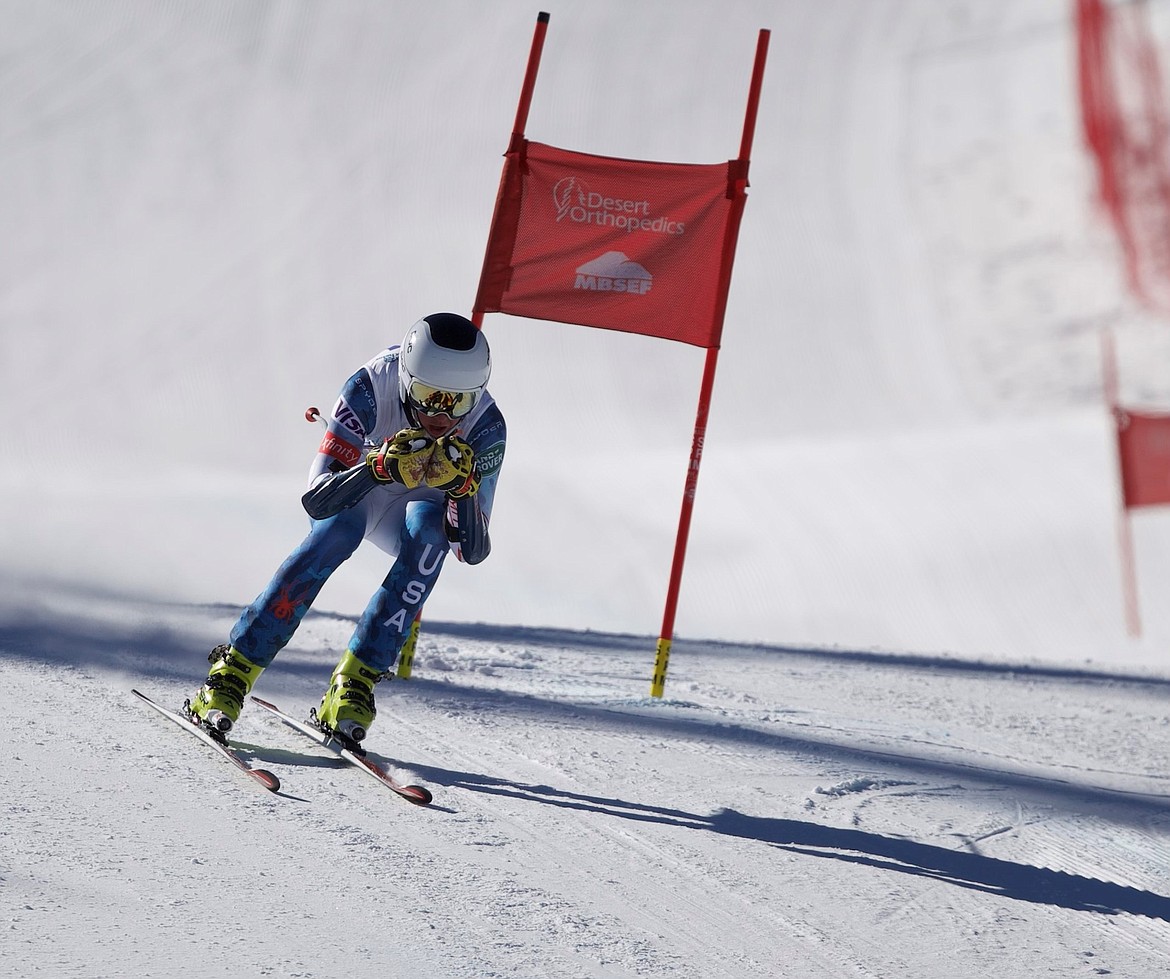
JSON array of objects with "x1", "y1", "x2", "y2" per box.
[
  {"x1": 4, "y1": 582, "x2": 1170, "y2": 977},
  {"x1": 3, "y1": 2, "x2": 1170, "y2": 976}
]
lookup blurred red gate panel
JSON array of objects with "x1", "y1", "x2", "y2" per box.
[
  {"x1": 1077, "y1": 0, "x2": 1170, "y2": 313},
  {"x1": 1116, "y1": 408, "x2": 1170, "y2": 508}
]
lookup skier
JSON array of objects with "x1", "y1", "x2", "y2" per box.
[{"x1": 186, "y1": 312, "x2": 505, "y2": 746}]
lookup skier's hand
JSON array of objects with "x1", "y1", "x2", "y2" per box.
[
  {"x1": 425, "y1": 435, "x2": 479, "y2": 498},
  {"x1": 367, "y1": 429, "x2": 435, "y2": 488}
]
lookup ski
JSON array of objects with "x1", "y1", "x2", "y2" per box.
[
  {"x1": 249, "y1": 696, "x2": 432, "y2": 806},
  {"x1": 131, "y1": 689, "x2": 281, "y2": 793}
]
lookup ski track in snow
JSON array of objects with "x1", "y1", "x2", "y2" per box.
[{"x1": 3, "y1": 592, "x2": 1169, "y2": 977}]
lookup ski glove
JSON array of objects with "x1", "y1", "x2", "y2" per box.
[
  {"x1": 425, "y1": 435, "x2": 479, "y2": 498},
  {"x1": 367, "y1": 429, "x2": 435, "y2": 488}
]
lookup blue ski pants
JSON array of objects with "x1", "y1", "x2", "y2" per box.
[{"x1": 229, "y1": 498, "x2": 449, "y2": 673}]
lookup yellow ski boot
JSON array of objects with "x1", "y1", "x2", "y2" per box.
[
  {"x1": 187, "y1": 644, "x2": 264, "y2": 736},
  {"x1": 314, "y1": 649, "x2": 384, "y2": 745}
]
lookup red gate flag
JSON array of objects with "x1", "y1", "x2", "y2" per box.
[
  {"x1": 475, "y1": 141, "x2": 749, "y2": 348},
  {"x1": 472, "y1": 13, "x2": 769, "y2": 696},
  {"x1": 1100, "y1": 328, "x2": 1170, "y2": 637},
  {"x1": 1115, "y1": 408, "x2": 1170, "y2": 509}
]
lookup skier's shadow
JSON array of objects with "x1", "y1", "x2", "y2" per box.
[{"x1": 407, "y1": 761, "x2": 1170, "y2": 922}]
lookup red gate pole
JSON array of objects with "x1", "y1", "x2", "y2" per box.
[
  {"x1": 472, "y1": 11, "x2": 550, "y2": 329},
  {"x1": 651, "y1": 29, "x2": 770, "y2": 698},
  {"x1": 506, "y1": 11, "x2": 549, "y2": 153}
]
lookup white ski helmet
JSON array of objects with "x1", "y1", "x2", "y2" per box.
[{"x1": 398, "y1": 312, "x2": 491, "y2": 419}]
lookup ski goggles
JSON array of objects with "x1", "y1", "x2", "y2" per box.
[{"x1": 405, "y1": 378, "x2": 480, "y2": 418}]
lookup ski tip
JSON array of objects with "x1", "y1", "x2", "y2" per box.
[
  {"x1": 400, "y1": 785, "x2": 433, "y2": 806},
  {"x1": 253, "y1": 768, "x2": 282, "y2": 793}
]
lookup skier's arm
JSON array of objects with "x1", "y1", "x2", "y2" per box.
[
  {"x1": 300, "y1": 369, "x2": 382, "y2": 520},
  {"x1": 308, "y1": 368, "x2": 379, "y2": 484},
  {"x1": 443, "y1": 405, "x2": 506, "y2": 565}
]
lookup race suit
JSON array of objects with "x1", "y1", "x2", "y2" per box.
[{"x1": 227, "y1": 345, "x2": 506, "y2": 673}]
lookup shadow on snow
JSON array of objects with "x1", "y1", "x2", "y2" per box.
[
  {"x1": 3, "y1": 585, "x2": 1168, "y2": 689},
  {"x1": 403, "y1": 761, "x2": 1170, "y2": 922}
]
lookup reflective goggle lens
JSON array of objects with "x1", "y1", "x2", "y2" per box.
[{"x1": 407, "y1": 379, "x2": 478, "y2": 418}]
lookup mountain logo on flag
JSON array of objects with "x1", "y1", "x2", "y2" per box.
[{"x1": 573, "y1": 252, "x2": 653, "y2": 295}]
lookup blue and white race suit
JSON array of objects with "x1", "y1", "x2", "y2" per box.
[{"x1": 227, "y1": 345, "x2": 506, "y2": 673}]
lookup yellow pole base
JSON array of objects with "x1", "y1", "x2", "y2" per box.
[
  {"x1": 650, "y1": 637, "x2": 672, "y2": 698},
  {"x1": 396, "y1": 616, "x2": 422, "y2": 679}
]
